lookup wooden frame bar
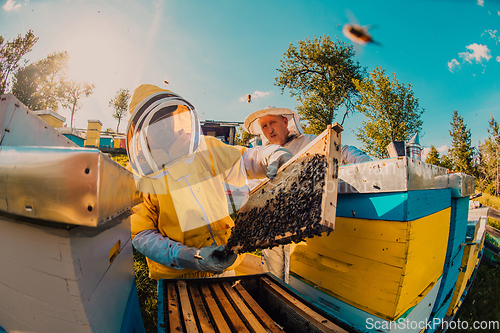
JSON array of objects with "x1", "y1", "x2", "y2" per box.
[{"x1": 158, "y1": 274, "x2": 347, "y2": 333}]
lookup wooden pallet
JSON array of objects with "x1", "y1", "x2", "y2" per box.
[{"x1": 158, "y1": 274, "x2": 348, "y2": 333}]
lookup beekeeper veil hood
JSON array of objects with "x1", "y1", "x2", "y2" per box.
[
  {"x1": 244, "y1": 106, "x2": 304, "y2": 145},
  {"x1": 126, "y1": 84, "x2": 201, "y2": 177}
]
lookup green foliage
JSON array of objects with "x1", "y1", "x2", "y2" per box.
[
  {"x1": 354, "y1": 67, "x2": 424, "y2": 159},
  {"x1": 448, "y1": 110, "x2": 475, "y2": 175},
  {"x1": 275, "y1": 35, "x2": 366, "y2": 134},
  {"x1": 425, "y1": 145, "x2": 441, "y2": 166},
  {"x1": 133, "y1": 248, "x2": 158, "y2": 333},
  {"x1": 109, "y1": 88, "x2": 130, "y2": 133},
  {"x1": 476, "y1": 192, "x2": 500, "y2": 211},
  {"x1": 301, "y1": 121, "x2": 322, "y2": 135},
  {"x1": 487, "y1": 217, "x2": 500, "y2": 230},
  {"x1": 234, "y1": 126, "x2": 252, "y2": 146},
  {"x1": 109, "y1": 153, "x2": 129, "y2": 167},
  {"x1": 440, "y1": 153, "x2": 454, "y2": 170},
  {"x1": 59, "y1": 79, "x2": 95, "y2": 128},
  {"x1": 477, "y1": 116, "x2": 499, "y2": 196},
  {"x1": 0, "y1": 30, "x2": 38, "y2": 94},
  {"x1": 12, "y1": 51, "x2": 69, "y2": 111}
]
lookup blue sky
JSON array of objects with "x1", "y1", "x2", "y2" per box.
[{"x1": 1, "y1": 0, "x2": 499, "y2": 157}]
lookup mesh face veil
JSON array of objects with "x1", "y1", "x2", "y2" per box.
[{"x1": 126, "y1": 91, "x2": 201, "y2": 177}]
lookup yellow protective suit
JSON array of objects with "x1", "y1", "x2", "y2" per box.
[
  {"x1": 131, "y1": 136, "x2": 247, "y2": 279},
  {"x1": 126, "y1": 85, "x2": 289, "y2": 280}
]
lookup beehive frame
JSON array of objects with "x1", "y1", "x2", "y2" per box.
[{"x1": 226, "y1": 124, "x2": 343, "y2": 253}]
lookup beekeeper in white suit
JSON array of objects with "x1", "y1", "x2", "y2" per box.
[{"x1": 244, "y1": 106, "x2": 372, "y2": 283}]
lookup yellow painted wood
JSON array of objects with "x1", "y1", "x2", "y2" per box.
[
  {"x1": 446, "y1": 236, "x2": 485, "y2": 316},
  {"x1": 85, "y1": 120, "x2": 102, "y2": 147},
  {"x1": 38, "y1": 113, "x2": 64, "y2": 128},
  {"x1": 290, "y1": 208, "x2": 451, "y2": 321},
  {"x1": 395, "y1": 209, "x2": 450, "y2": 317},
  {"x1": 108, "y1": 239, "x2": 121, "y2": 264}
]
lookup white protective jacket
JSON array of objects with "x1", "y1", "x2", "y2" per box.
[{"x1": 244, "y1": 106, "x2": 372, "y2": 283}]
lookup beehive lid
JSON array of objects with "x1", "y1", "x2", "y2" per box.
[{"x1": 226, "y1": 124, "x2": 342, "y2": 253}]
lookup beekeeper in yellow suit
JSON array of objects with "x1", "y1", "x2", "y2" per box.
[{"x1": 127, "y1": 85, "x2": 292, "y2": 279}]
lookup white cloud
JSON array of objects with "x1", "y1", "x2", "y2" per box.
[
  {"x1": 483, "y1": 29, "x2": 497, "y2": 38},
  {"x1": 498, "y1": 11, "x2": 500, "y2": 16},
  {"x1": 3, "y1": 0, "x2": 21, "y2": 11},
  {"x1": 436, "y1": 145, "x2": 448, "y2": 154},
  {"x1": 421, "y1": 145, "x2": 448, "y2": 161},
  {"x1": 458, "y1": 43, "x2": 491, "y2": 63},
  {"x1": 252, "y1": 90, "x2": 270, "y2": 98},
  {"x1": 477, "y1": 0, "x2": 484, "y2": 6},
  {"x1": 483, "y1": 29, "x2": 500, "y2": 44},
  {"x1": 238, "y1": 90, "x2": 271, "y2": 103},
  {"x1": 496, "y1": 56, "x2": 500, "y2": 62},
  {"x1": 447, "y1": 59, "x2": 459, "y2": 72}
]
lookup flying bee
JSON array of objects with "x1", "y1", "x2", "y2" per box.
[{"x1": 342, "y1": 23, "x2": 379, "y2": 45}]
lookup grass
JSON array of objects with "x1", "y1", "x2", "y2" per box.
[
  {"x1": 488, "y1": 217, "x2": 500, "y2": 230},
  {"x1": 133, "y1": 248, "x2": 158, "y2": 333},
  {"x1": 475, "y1": 192, "x2": 500, "y2": 211},
  {"x1": 449, "y1": 262, "x2": 500, "y2": 333}
]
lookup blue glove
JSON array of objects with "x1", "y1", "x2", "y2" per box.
[
  {"x1": 266, "y1": 147, "x2": 293, "y2": 179},
  {"x1": 177, "y1": 244, "x2": 237, "y2": 272},
  {"x1": 132, "y1": 229, "x2": 187, "y2": 269}
]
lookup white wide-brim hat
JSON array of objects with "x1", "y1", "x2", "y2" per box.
[{"x1": 244, "y1": 106, "x2": 304, "y2": 144}]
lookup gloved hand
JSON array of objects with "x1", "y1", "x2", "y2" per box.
[
  {"x1": 176, "y1": 244, "x2": 237, "y2": 272},
  {"x1": 266, "y1": 147, "x2": 293, "y2": 179},
  {"x1": 341, "y1": 145, "x2": 373, "y2": 165}
]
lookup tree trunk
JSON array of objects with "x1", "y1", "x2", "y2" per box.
[
  {"x1": 70, "y1": 101, "x2": 76, "y2": 128},
  {"x1": 497, "y1": 147, "x2": 499, "y2": 195}
]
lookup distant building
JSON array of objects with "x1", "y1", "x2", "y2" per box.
[{"x1": 201, "y1": 120, "x2": 242, "y2": 146}]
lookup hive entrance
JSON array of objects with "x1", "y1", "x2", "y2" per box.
[{"x1": 226, "y1": 124, "x2": 342, "y2": 253}]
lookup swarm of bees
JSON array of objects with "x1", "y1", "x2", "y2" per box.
[{"x1": 226, "y1": 154, "x2": 329, "y2": 253}]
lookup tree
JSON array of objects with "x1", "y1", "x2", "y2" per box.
[
  {"x1": 488, "y1": 116, "x2": 500, "y2": 195},
  {"x1": 12, "y1": 51, "x2": 69, "y2": 111},
  {"x1": 109, "y1": 88, "x2": 130, "y2": 133},
  {"x1": 353, "y1": 67, "x2": 424, "y2": 159},
  {"x1": 440, "y1": 154, "x2": 454, "y2": 170},
  {"x1": 275, "y1": 35, "x2": 366, "y2": 134},
  {"x1": 425, "y1": 145, "x2": 441, "y2": 166},
  {"x1": 448, "y1": 110, "x2": 474, "y2": 175},
  {"x1": 59, "y1": 80, "x2": 95, "y2": 128},
  {"x1": 477, "y1": 116, "x2": 500, "y2": 195},
  {"x1": 0, "y1": 30, "x2": 38, "y2": 94},
  {"x1": 234, "y1": 126, "x2": 252, "y2": 146}
]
